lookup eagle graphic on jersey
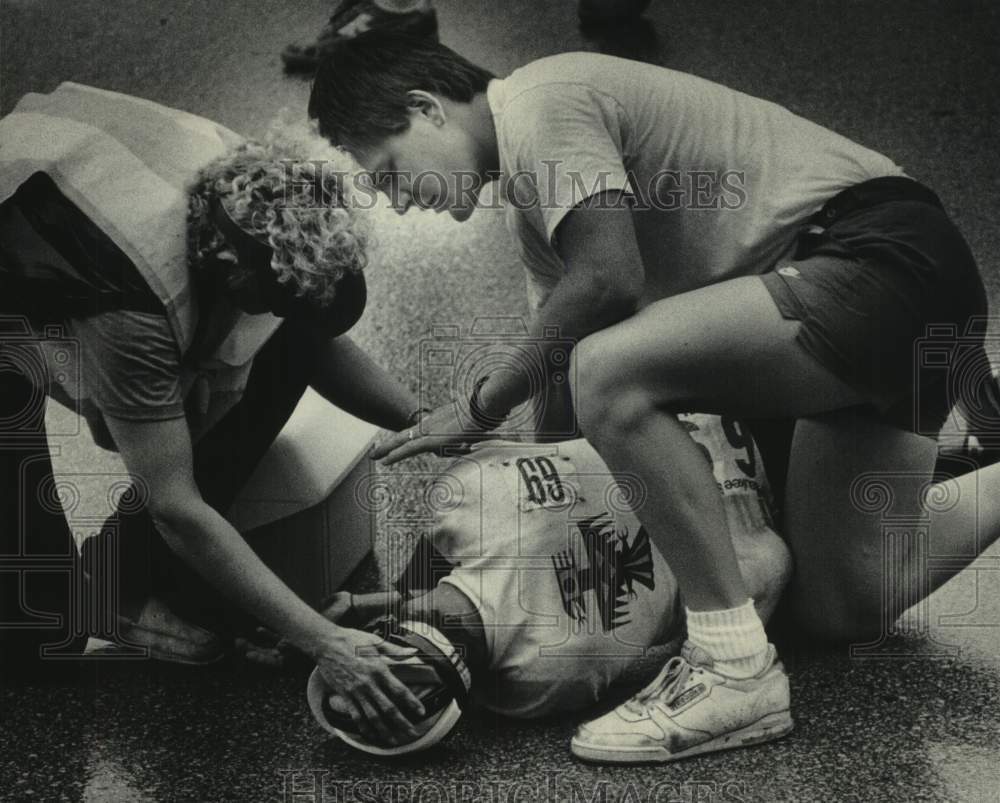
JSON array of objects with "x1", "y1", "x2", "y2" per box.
[{"x1": 551, "y1": 514, "x2": 655, "y2": 631}]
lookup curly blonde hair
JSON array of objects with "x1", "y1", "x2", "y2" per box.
[{"x1": 187, "y1": 139, "x2": 367, "y2": 307}]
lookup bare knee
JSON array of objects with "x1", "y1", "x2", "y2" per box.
[
  {"x1": 784, "y1": 564, "x2": 887, "y2": 643},
  {"x1": 570, "y1": 334, "x2": 660, "y2": 440},
  {"x1": 783, "y1": 523, "x2": 934, "y2": 643}
]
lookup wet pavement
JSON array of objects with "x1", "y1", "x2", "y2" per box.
[
  {"x1": 2, "y1": 1, "x2": 1000, "y2": 801},
  {"x1": 2, "y1": 633, "x2": 999, "y2": 802}
]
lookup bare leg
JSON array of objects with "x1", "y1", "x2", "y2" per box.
[
  {"x1": 570, "y1": 277, "x2": 866, "y2": 613},
  {"x1": 784, "y1": 410, "x2": 1000, "y2": 641},
  {"x1": 725, "y1": 496, "x2": 794, "y2": 625},
  {"x1": 569, "y1": 276, "x2": 997, "y2": 764}
]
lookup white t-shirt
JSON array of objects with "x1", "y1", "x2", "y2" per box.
[
  {"x1": 486, "y1": 53, "x2": 904, "y2": 311},
  {"x1": 432, "y1": 414, "x2": 777, "y2": 719}
]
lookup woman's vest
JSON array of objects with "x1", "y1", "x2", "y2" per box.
[{"x1": 0, "y1": 82, "x2": 284, "y2": 438}]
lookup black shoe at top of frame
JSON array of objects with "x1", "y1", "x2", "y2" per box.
[
  {"x1": 282, "y1": 0, "x2": 439, "y2": 75},
  {"x1": 578, "y1": 0, "x2": 653, "y2": 28}
]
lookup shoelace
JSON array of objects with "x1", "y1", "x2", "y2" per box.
[{"x1": 625, "y1": 655, "x2": 698, "y2": 714}]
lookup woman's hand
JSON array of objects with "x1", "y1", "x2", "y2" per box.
[
  {"x1": 369, "y1": 402, "x2": 493, "y2": 465},
  {"x1": 312, "y1": 627, "x2": 427, "y2": 746}
]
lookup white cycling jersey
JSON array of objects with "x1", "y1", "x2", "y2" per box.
[{"x1": 428, "y1": 414, "x2": 784, "y2": 718}]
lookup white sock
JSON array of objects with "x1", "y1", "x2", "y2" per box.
[
  {"x1": 685, "y1": 599, "x2": 770, "y2": 678},
  {"x1": 373, "y1": 0, "x2": 431, "y2": 13}
]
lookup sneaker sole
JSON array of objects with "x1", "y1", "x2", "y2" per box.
[
  {"x1": 85, "y1": 639, "x2": 226, "y2": 666},
  {"x1": 570, "y1": 710, "x2": 793, "y2": 764}
]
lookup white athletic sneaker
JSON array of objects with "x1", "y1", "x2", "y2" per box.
[{"x1": 571, "y1": 642, "x2": 793, "y2": 763}]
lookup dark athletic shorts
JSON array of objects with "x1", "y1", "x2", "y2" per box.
[{"x1": 759, "y1": 176, "x2": 990, "y2": 437}]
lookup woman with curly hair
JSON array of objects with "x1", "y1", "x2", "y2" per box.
[
  {"x1": 0, "y1": 83, "x2": 426, "y2": 745},
  {"x1": 187, "y1": 140, "x2": 368, "y2": 315}
]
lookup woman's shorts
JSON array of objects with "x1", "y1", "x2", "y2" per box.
[{"x1": 759, "y1": 177, "x2": 991, "y2": 436}]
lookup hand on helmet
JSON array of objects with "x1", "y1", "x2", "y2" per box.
[{"x1": 314, "y1": 627, "x2": 426, "y2": 746}]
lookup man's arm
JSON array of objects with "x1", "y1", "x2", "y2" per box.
[
  {"x1": 480, "y1": 191, "x2": 645, "y2": 415},
  {"x1": 371, "y1": 192, "x2": 644, "y2": 463},
  {"x1": 105, "y1": 413, "x2": 425, "y2": 744}
]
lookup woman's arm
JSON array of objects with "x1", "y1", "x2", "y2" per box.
[
  {"x1": 308, "y1": 334, "x2": 424, "y2": 431},
  {"x1": 105, "y1": 413, "x2": 426, "y2": 745}
]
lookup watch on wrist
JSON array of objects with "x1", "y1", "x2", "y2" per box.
[
  {"x1": 405, "y1": 406, "x2": 432, "y2": 428},
  {"x1": 469, "y1": 374, "x2": 510, "y2": 431}
]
